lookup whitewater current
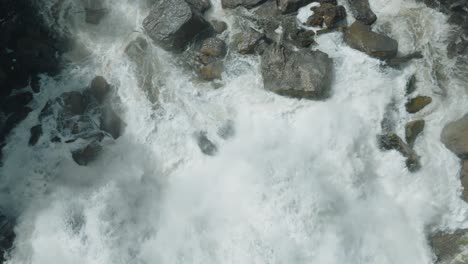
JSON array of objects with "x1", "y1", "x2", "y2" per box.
[{"x1": 1, "y1": 0, "x2": 468, "y2": 263}]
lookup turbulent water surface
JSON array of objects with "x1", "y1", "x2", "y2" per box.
[{"x1": 2, "y1": 0, "x2": 468, "y2": 263}]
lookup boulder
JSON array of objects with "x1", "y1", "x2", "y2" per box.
[
  {"x1": 0, "y1": 214, "x2": 15, "y2": 263},
  {"x1": 431, "y1": 229, "x2": 468, "y2": 264},
  {"x1": 461, "y1": 160, "x2": 468, "y2": 202},
  {"x1": 88, "y1": 76, "x2": 110, "y2": 103},
  {"x1": 199, "y1": 61, "x2": 224, "y2": 81},
  {"x1": 197, "y1": 132, "x2": 217, "y2": 155},
  {"x1": 232, "y1": 29, "x2": 265, "y2": 54},
  {"x1": 344, "y1": 21, "x2": 398, "y2": 60},
  {"x1": 200, "y1": 38, "x2": 227, "y2": 57},
  {"x1": 405, "y1": 96, "x2": 432, "y2": 114},
  {"x1": 61, "y1": 91, "x2": 88, "y2": 116},
  {"x1": 185, "y1": 0, "x2": 212, "y2": 13},
  {"x1": 221, "y1": 0, "x2": 265, "y2": 9},
  {"x1": 378, "y1": 133, "x2": 421, "y2": 172},
  {"x1": 281, "y1": 16, "x2": 316, "y2": 48},
  {"x1": 405, "y1": 75, "x2": 417, "y2": 95},
  {"x1": 277, "y1": 0, "x2": 315, "y2": 13},
  {"x1": 100, "y1": 107, "x2": 123, "y2": 139},
  {"x1": 346, "y1": 0, "x2": 377, "y2": 25},
  {"x1": 441, "y1": 114, "x2": 468, "y2": 159},
  {"x1": 142, "y1": 0, "x2": 211, "y2": 52},
  {"x1": 211, "y1": 20, "x2": 228, "y2": 34},
  {"x1": 29, "y1": 124, "x2": 43, "y2": 146},
  {"x1": 261, "y1": 44, "x2": 333, "y2": 99},
  {"x1": 405, "y1": 120, "x2": 425, "y2": 148},
  {"x1": 72, "y1": 141, "x2": 102, "y2": 166},
  {"x1": 306, "y1": 3, "x2": 347, "y2": 29},
  {"x1": 386, "y1": 51, "x2": 424, "y2": 68}
]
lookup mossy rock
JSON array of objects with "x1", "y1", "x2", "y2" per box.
[{"x1": 405, "y1": 96, "x2": 432, "y2": 113}]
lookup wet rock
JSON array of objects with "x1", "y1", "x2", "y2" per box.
[
  {"x1": 0, "y1": 214, "x2": 15, "y2": 263},
  {"x1": 197, "y1": 132, "x2": 217, "y2": 155},
  {"x1": 88, "y1": 76, "x2": 110, "y2": 103},
  {"x1": 143, "y1": 0, "x2": 211, "y2": 52},
  {"x1": 211, "y1": 20, "x2": 228, "y2": 34},
  {"x1": 31, "y1": 75, "x2": 41, "y2": 93},
  {"x1": 261, "y1": 44, "x2": 333, "y2": 99},
  {"x1": 306, "y1": 3, "x2": 347, "y2": 29},
  {"x1": 281, "y1": 16, "x2": 316, "y2": 48},
  {"x1": 344, "y1": 21, "x2": 398, "y2": 60},
  {"x1": 405, "y1": 120, "x2": 425, "y2": 147},
  {"x1": 100, "y1": 107, "x2": 123, "y2": 139},
  {"x1": 441, "y1": 114, "x2": 468, "y2": 159},
  {"x1": 386, "y1": 51, "x2": 424, "y2": 68},
  {"x1": 347, "y1": 0, "x2": 377, "y2": 25},
  {"x1": 461, "y1": 159, "x2": 468, "y2": 202},
  {"x1": 200, "y1": 38, "x2": 227, "y2": 57},
  {"x1": 1, "y1": 92, "x2": 33, "y2": 114},
  {"x1": 72, "y1": 141, "x2": 102, "y2": 166},
  {"x1": 406, "y1": 75, "x2": 417, "y2": 95},
  {"x1": 185, "y1": 0, "x2": 212, "y2": 13},
  {"x1": 29, "y1": 124, "x2": 43, "y2": 146},
  {"x1": 199, "y1": 61, "x2": 224, "y2": 81},
  {"x1": 221, "y1": 0, "x2": 265, "y2": 9},
  {"x1": 61, "y1": 91, "x2": 88, "y2": 115},
  {"x1": 81, "y1": 0, "x2": 106, "y2": 24},
  {"x1": 232, "y1": 29, "x2": 265, "y2": 54},
  {"x1": 277, "y1": 0, "x2": 314, "y2": 13},
  {"x1": 405, "y1": 96, "x2": 432, "y2": 114},
  {"x1": 430, "y1": 229, "x2": 468, "y2": 264},
  {"x1": 378, "y1": 133, "x2": 421, "y2": 172}
]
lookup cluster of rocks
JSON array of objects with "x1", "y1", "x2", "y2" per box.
[{"x1": 30, "y1": 76, "x2": 123, "y2": 166}]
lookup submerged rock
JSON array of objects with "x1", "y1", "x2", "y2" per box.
[
  {"x1": 405, "y1": 120, "x2": 425, "y2": 148},
  {"x1": 378, "y1": 133, "x2": 421, "y2": 172},
  {"x1": 261, "y1": 44, "x2": 333, "y2": 99},
  {"x1": 386, "y1": 51, "x2": 424, "y2": 68},
  {"x1": 199, "y1": 61, "x2": 224, "y2": 81},
  {"x1": 405, "y1": 96, "x2": 432, "y2": 113},
  {"x1": 143, "y1": 0, "x2": 211, "y2": 52},
  {"x1": 88, "y1": 76, "x2": 110, "y2": 103},
  {"x1": 406, "y1": 75, "x2": 417, "y2": 95},
  {"x1": 346, "y1": 0, "x2": 377, "y2": 25},
  {"x1": 200, "y1": 37, "x2": 227, "y2": 57},
  {"x1": 221, "y1": 0, "x2": 265, "y2": 8},
  {"x1": 344, "y1": 21, "x2": 398, "y2": 60},
  {"x1": 197, "y1": 132, "x2": 217, "y2": 155},
  {"x1": 28, "y1": 124, "x2": 43, "y2": 146},
  {"x1": 72, "y1": 141, "x2": 102, "y2": 166},
  {"x1": 81, "y1": 0, "x2": 107, "y2": 24},
  {"x1": 441, "y1": 114, "x2": 468, "y2": 159}
]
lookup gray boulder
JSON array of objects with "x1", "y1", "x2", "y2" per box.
[
  {"x1": 221, "y1": 0, "x2": 265, "y2": 9},
  {"x1": 405, "y1": 120, "x2": 425, "y2": 148},
  {"x1": 347, "y1": 0, "x2": 377, "y2": 25},
  {"x1": 143, "y1": 0, "x2": 211, "y2": 52},
  {"x1": 277, "y1": 0, "x2": 315, "y2": 13},
  {"x1": 211, "y1": 20, "x2": 228, "y2": 34},
  {"x1": 200, "y1": 37, "x2": 227, "y2": 57},
  {"x1": 232, "y1": 29, "x2": 265, "y2": 54},
  {"x1": 185, "y1": 0, "x2": 212, "y2": 13},
  {"x1": 261, "y1": 44, "x2": 333, "y2": 99},
  {"x1": 441, "y1": 114, "x2": 468, "y2": 159},
  {"x1": 344, "y1": 21, "x2": 398, "y2": 60}
]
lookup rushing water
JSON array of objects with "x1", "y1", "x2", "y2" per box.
[{"x1": 2, "y1": 0, "x2": 468, "y2": 263}]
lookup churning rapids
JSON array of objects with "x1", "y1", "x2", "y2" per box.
[{"x1": 1, "y1": 0, "x2": 468, "y2": 263}]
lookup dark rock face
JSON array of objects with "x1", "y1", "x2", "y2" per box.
[
  {"x1": 344, "y1": 21, "x2": 398, "y2": 60},
  {"x1": 0, "y1": 215, "x2": 15, "y2": 264},
  {"x1": 72, "y1": 141, "x2": 102, "y2": 166},
  {"x1": 261, "y1": 44, "x2": 333, "y2": 99},
  {"x1": 346, "y1": 0, "x2": 377, "y2": 25},
  {"x1": 405, "y1": 96, "x2": 432, "y2": 113},
  {"x1": 405, "y1": 120, "x2": 425, "y2": 148},
  {"x1": 441, "y1": 114, "x2": 468, "y2": 159},
  {"x1": 232, "y1": 29, "x2": 266, "y2": 54},
  {"x1": 378, "y1": 133, "x2": 421, "y2": 172},
  {"x1": 88, "y1": 76, "x2": 110, "y2": 103},
  {"x1": 221, "y1": 0, "x2": 265, "y2": 9},
  {"x1": 197, "y1": 132, "x2": 217, "y2": 155},
  {"x1": 143, "y1": 0, "x2": 211, "y2": 52},
  {"x1": 306, "y1": 3, "x2": 347, "y2": 29}
]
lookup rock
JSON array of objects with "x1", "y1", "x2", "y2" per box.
[
  {"x1": 405, "y1": 96, "x2": 432, "y2": 114},
  {"x1": 221, "y1": 0, "x2": 265, "y2": 9},
  {"x1": 72, "y1": 141, "x2": 102, "y2": 166},
  {"x1": 211, "y1": 20, "x2": 228, "y2": 34},
  {"x1": 0, "y1": 214, "x2": 15, "y2": 263},
  {"x1": 199, "y1": 61, "x2": 224, "y2": 81},
  {"x1": 344, "y1": 21, "x2": 398, "y2": 60},
  {"x1": 185, "y1": 0, "x2": 212, "y2": 13},
  {"x1": 197, "y1": 132, "x2": 217, "y2": 155},
  {"x1": 386, "y1": 51, "x2": 424, "y2": 67},
  {"x1": 405, "y1": 120, "x2": 425, "y2": 147},
  {"x1": 100, "y1": 107, "x2": 123, "y2": 139},
  {"x1": 406, "y1": 75, "x2": 417, "y2": 95},
  {"x1": 461, "y1": 160, "x2": 468, "y2": 202},
  {"x1": 29, "y1": 124, "x2": 43, "y2": 146},
  {"x1": 281, "y1": 16, "x2": 316, "y2": 48},
  {"x1": 430, "y1": 229, "x2": 468, "y2": 264},
  {"x1": 1, "y1": 92, "x2": 33, "y2": 114},
  {"x1": 232, "y1": 29, "x2": 265, "y2": 54},
  {"x1": 88, "y1": 76, "x2": 110, "y2": 103},
  {"x1": 142, "y1": 0, "x2": 211, "y2": 52},
  {"x1": 277, "y1": 0, "x2": 315, "y2": 13},
  {"x1": 61, "y1": 91, "x2": 88, "y2": 115},
  {"x1": 306, "y1": 3, "x2": 347, "y2": 29},
  {"x1": 347, "y1": 0, "x2": 377, "y2": 25},
  {"x1": 200, "y1": 38, "x2": 227, "y2": 57},
  {"x1": 81, "y1": 0, "x2": 106, "y2": 24},
  {"x1": 378, "y1": 133, "x2": 421, "y2": 172},
  {"x1": 441, "y1": 114, "x2": 468, "y2": 159},
  {"x1": 261, "y1": 44, "x2": 333, "y2": 99},
  {"x1": 31, "y1": 75, "x2": 41, "y2": 93}
]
